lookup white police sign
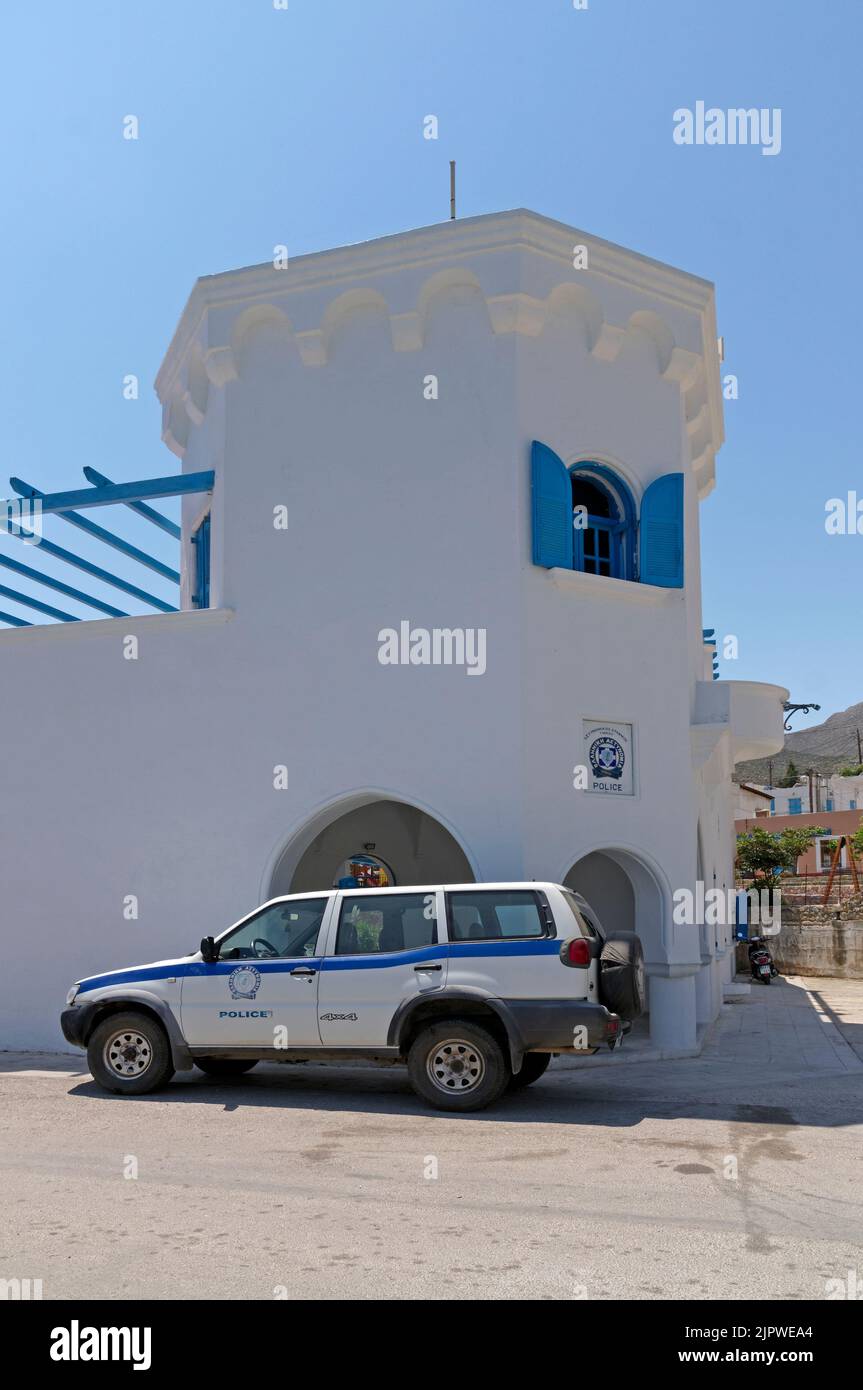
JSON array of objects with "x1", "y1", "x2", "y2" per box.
[{"x1": 583, "y1": 720, "x2": 634, "y2": 795}]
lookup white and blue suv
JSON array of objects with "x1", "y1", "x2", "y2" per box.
[{"x1": 61, "y1": 882, "x2": 645, "y2": 1111}]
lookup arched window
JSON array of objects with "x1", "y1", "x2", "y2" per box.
[
  {"x1": 531, "y1": 441, "x2": 683, "y2": 588},
  {"x1": 570, "y1": 464, "x2": 636, "y2": 581}
]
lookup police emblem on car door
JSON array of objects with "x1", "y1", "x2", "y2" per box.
[{"x1": 181, "y1": 896, "x2": 332, "y2": 1048}]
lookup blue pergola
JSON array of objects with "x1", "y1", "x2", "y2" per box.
[
  {"x1": 702, "y1": 627, "x2": 719, "y2": 680},
  {"x1": 0, "y1": 469, "x2": 214, "y2": 627}
]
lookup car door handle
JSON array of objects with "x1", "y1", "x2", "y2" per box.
[
  {"x1": 414, "y1": 963, "x2": 442, "y2": 972},
  {"x1": 290, "y1": 966, "x2": 317, "y2": 977}
]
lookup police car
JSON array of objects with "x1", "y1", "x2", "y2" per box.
[{"x1": 61, "y1": 882, "x2": 645, "y2": 1112}]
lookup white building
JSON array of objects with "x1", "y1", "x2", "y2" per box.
[
  {"x1": 734, "y1": 783, "x2": 774, "y2": 819},
  {"x1": 766, "y1": 775, "x2": 863, "y2": 816},
  {"x1": 0, "y1": 209, "x2": 787, "y2": 1053}
]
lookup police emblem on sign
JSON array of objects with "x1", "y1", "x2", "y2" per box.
[
  {"x1": 589, "y1": 736, "x2": 625, "y2": 780},
  {"x1": 228, "y1": 965, "x2": 262, "y2": 1001}
]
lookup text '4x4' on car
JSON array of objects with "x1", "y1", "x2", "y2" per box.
[{"x1": 62, "y1": 882, "x2": 645, "y2": 1112}]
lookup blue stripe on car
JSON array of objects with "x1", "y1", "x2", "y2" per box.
[
  {"x1": 322, "y1": 939, "x2": 560, "y2": 971},
  {"x1": 448, "y1": 939, "x2": 561, "y2": 958},
  {"x1": 77, "y1": 938, "x2": 560, "y2": 991},
  {"x1": 78, "y1": 959, "x2": 324, "y2": 991}
]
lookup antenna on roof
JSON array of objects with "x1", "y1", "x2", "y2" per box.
[{"x1": 450, "y1": 161, "x2": 456, "y2": 220}]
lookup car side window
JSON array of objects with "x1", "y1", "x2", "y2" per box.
[
  {"x1": 219, "y1": 899, "x2": 329, "y2": 960},
  {"x1": 447, "y1": 890, "x2": 547, "y2": 941},
  {"x1": 561, "y1": 890, "x2": 597, "y2": 938},
  {"x1": 336, "y1": 893, "x2": 437, "y2": 955}
]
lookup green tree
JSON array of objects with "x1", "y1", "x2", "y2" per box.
[
  {"x1": 779, "y1": 825, "x2": 827, "y2": 869},
  {"x1": 777, "y1": 760, "x2": 801, "y2": 788},
  {"x1": 736, "y1": 825, "x2": 826, "y2": 882},
  {"x1": 736, "y1": 828, "x2": 784, "y2": 882},
  {"x1": 839, "y1": 764, "x2": 863, "y2": 777}
]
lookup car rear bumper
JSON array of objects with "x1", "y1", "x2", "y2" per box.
[{"x1": 506, "y1": 998, "x2": 625, "y2": 1053}]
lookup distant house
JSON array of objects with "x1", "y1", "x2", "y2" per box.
[
  {"x1": 762, "y1": 773, "x2": 863, "y2": 817},
  {"x1": 735, "y1": 783, "x2": 774, "y2": 819}
]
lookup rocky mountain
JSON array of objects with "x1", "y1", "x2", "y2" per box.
[{"x1": 734, "y1": 701, "x2": 863, "y2": 785}]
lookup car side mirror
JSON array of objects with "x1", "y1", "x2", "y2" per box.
[{"x1": 200, "y1": 936, "x2": 219, "y2": 964}]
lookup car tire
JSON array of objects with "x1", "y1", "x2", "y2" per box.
[
  {"x1": 407, "y1": 1019, "x2": 510, "y2": 1112},
  {"x1": 507, "y1": 1052, "x2": 551, "y2": 1091},
  {"x1": 87, "y1": 1011, "x2": 175, "y2": 1095},
  {"x1": 194, "y1": 1058, "x2": 259, "y2": 1077},
  {"x1": 599, "y1": 932, "x2": 646, "y2": 1022}
]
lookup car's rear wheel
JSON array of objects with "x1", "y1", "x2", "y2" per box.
[
  {"x1": 194, "y1": 1058, "x2": 259, "y2": 1077},
  {"x1": 87, "y1": 1011, "x2": 175, "y2": 1095},
  {"x1": 407, "y1": 1019, "x2": 510, "y2": 1112},
  {"x1": 507, "y1": 1051, "x2": 551, "y2": 1091}
]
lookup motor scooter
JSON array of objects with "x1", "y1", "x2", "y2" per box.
[{"x1": 748, "y1": 936, "x2": 779, "y2": 985}]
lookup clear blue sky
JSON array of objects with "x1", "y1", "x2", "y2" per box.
[{"x1": 1, "y1": 0, "x2": 860, "y2": 728}]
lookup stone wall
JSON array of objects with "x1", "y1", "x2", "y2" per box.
[{"x1": 738, "y1": 922, "x2": 863, "y2": 978}]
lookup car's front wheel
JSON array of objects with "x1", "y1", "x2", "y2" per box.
[
  {"x1": 87, "y1": 1011, "x2": 175, "y2": 1095},
  {"x1": 407, "y1": 1019, "x2": 510, "y2": 1112},
  {"x1": 194, "y1": 1058, "x2": 258, "y2": 1077}
]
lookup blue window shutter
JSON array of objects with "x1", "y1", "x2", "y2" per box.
[
  {"x1": 531, "y1": 441, "x2": 573, "y2": 569},
  {"x1": 640, "y1": 472, "x2": 684, "y2": 588},
  {"x1": 192, "y1": 513, "x2": 211, "y2": 608}
]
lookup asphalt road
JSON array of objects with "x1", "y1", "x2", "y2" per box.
[{"x1": 3, "y1": 977, "x2": 863, "y2": 1301}]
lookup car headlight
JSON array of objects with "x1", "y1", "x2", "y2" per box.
[{"x1": 66, "y1": 985, "x2": 80, "y2": 1006}]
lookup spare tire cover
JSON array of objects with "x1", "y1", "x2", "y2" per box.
[{"x1": 599, "y1": 932, "x2": 645, "y2": 1021}]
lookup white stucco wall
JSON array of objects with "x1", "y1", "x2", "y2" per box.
[{"x1": 0, "y1": 211, "x2": 786, "y2": 1051}]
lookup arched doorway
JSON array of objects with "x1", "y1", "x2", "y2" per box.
[
  {"x1": 564, "y1": 850, "x2": 636, "y2": 938},
  {"x1": 563, "y1": 848, "x2": 665, "y2": 964},
  {"x1": 268, "y1": 794, "x2": 475, "y2": 896},
  {"x1": 563, "y1": 847, "x2": 696, "y2": 1050}
]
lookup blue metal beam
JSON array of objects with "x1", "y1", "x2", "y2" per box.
[
  {"x1": 0, "y1": 609, "x2": 33, "y2": 627},
  {"x1": 10, "y1": 478, "x2": 180, "y2": 584},
  {"x1": 1, "y1": 527, "x2": 176, "y2": 611},
  {"x1": 5, "y1": 471, "x2": 215, "y2": 517},
  {"x1": 0, "y1": 583, "x2": 78, "y2": 622},
  {"x1": 0, "y1": 552, "x2": 126, "y2": 617},
  {"x1": 83, "y1": 467, "x2": 181, "y2": 540}
]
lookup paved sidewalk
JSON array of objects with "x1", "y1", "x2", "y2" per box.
[
  {"x1": 556, "y1": 971, "x2": 863, "y2": 1074},
  {"x1": 791, "y1": 977, "x2": 863, "y2": 1064},
  {"x1": 699, "y1": 975, "x2": 863, "y2": 1075}
]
